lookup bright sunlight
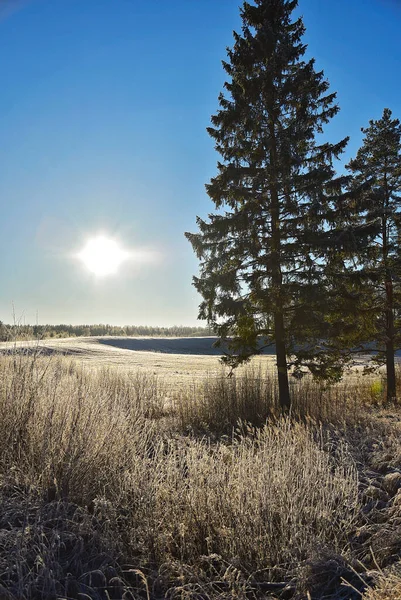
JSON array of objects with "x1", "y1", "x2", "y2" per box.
[{"x1": 77, "y1": 235, "x2": 129, "y2": 276}]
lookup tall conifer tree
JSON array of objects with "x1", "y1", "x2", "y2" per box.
[
  {"x1": 186, "y1": 0, "x2": 348, "y2": 411},
  {"x1": 346, "y1": 109, "x2": 401, "y2": 402}
]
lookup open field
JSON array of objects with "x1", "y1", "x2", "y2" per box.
[
  {"x1": 0, "y1": 336, "x2": 279, "y2": 391},
  {"x1": 0, "y1": 335, "x2": 392, "y2": 385}
]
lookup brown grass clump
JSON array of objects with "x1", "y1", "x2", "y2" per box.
[
  {"x1": 175, "y1": 368, "x2": 277, "y2": 434},
  {"x1": 175, "y1": 366, "x2": 367, "y2": 435},
  {"x1": 0, "y1": 353, "x2": 161, "y2": 506},
  {"x1": 360, "y1": 563, "x2": 401, "y2": 599},
  {"x1": 121, "y1": 419, "x2": 359, "y2": 578},
  {"x1": 0, "y1": 491, "x2": 131, "y2": 600}
]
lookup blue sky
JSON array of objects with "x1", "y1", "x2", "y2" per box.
[{"x1": 0, "y1": 0, "x2": 400, "y2": 326}]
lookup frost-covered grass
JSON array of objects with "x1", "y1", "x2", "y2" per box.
[{"x1": 0, "y1": 352, "x2": 401, "y2": 598}]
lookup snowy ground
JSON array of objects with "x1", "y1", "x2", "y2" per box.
[
  {"x1": 0, "y1": 336, "x2": 398, "y2": 390},
  {"x1": 0, "y1": 336, "x2": 276, "y2": 388}
]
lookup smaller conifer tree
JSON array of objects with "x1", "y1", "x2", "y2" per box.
[{"x1": 346, "y1": 109, "x2": 401, "y2": 402}]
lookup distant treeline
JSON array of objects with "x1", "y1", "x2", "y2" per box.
[{"x1": 0, "y1": 322, "x2": 211, "y2": 342}]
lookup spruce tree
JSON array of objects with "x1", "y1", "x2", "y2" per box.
[
  {"x1": 346, "y1": 109, "x2": 401, "y2": 402},
  {"x1": 185, "y1": 0, "x2": 348, "y2": 411}
]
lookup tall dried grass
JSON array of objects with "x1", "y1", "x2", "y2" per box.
[
  {"x1": 175, "y1": 366, "x2": 367, "y2": 435},
  {"x1": 361, "y1": 565, "x2": 401, "y2": 599},
  {"x1": 0, "y1": 353, "x2": 161, "y2": 505},
  {"x1": 124, "y1": 421, "x2": 360, "y2": 579},
  {"x1": 0, "y1": 351, "x2": 398, "y2": 598}
]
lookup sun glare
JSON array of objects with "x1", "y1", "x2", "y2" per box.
[{"x1": 77, "y1": 235, "x2": 129, "y2": 276}]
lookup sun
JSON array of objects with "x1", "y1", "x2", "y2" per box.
[{"x1": 77, "y1": 235, "x2": 129, "y2": 276}]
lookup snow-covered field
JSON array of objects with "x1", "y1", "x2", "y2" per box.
[
  {"x1": 0, "y1": 336, "x2": 276, "y2": 388},
  {"x1": 1, "y1": 335, "x2": 397, "y2": 390}
]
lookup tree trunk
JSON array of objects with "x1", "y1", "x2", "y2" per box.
[
  {"x1": 268, "y1": 117, "x2": 291, "y2": 413},
  {"x1": 274, "y1": 310, "x2": 291, "y2": 412}
]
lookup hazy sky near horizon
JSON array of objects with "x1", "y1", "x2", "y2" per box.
[{"x1": 0, "y1": 0, "x2": 400, "y2": 326}]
